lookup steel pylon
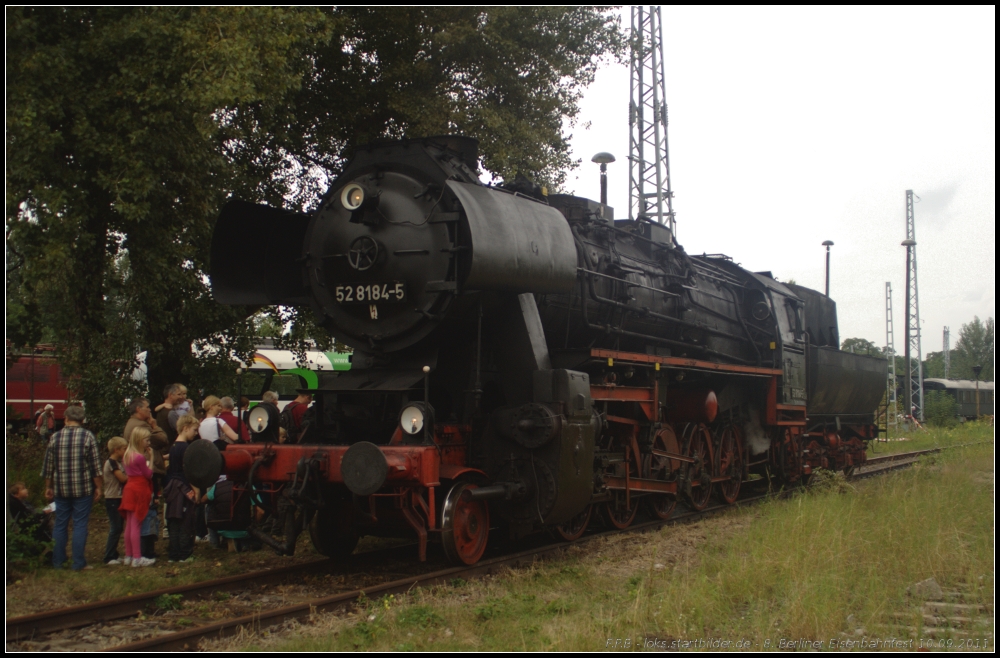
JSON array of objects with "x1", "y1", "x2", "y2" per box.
[
  {"x1": 886, "y1": 282, "x2": 898, "y2": 428},
  {"x1": 904, "y1": 190, "x2": 923, "y2": 421},
  {"x1": 629, "y1": 6, "x2": 675, "y2": 237},
  {"x1": 943, "y1": 326, "x2": 950, "y2": 380}
]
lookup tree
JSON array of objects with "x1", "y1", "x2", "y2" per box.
[
  {"x1": 950, "y1": 316, "x2": 994, "y2": 381},
  {"x1": 922, "y1": 351, "x2": 945, "y2": 379},
  {"x1": 6, "y1": 8, "x2": 625, "y2": 436},
  {"x1": 840, "y1": 337, "x2": 883, "y2": 357},
  {"x1": 276, "y1": 7, "x2": 625, "y2": 189},
  {"x1": 923, "y1": 390, "x2": 956, "y2": 427},
  {"x1": 7, "y1": 8, "x2": 334, "y2": 434}
]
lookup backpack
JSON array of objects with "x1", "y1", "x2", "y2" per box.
[
  {"x1": 36, "y1": 411, "x2": 54, "y2": 437},
  {"x1": 278, "y1": 401, "x2": 299, "y2": 434},
  {"x1": 296, "y1": 406, "x2": 316, "y2": 444},
  {"x1": 206, "y1": 480, "x2": 251, "y2": 531}
]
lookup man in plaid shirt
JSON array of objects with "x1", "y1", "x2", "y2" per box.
[{"x1": 41, "y1": 404, "x2": 103, "y2": 570}]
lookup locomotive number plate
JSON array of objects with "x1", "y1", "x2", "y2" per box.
[{"x1": 335, "y1": 282, "x2": 406, "y2": 304}]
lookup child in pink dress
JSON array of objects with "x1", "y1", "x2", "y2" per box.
[{"x1": 119, "y1": 427, "x2": 155, "y2": 567}]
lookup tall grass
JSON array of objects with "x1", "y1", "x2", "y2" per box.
[
  {"x1": 651, "y1": 443, "x2": 994, "y2": 643},
  {"x1": 262, "y1": 439, "x2": 994, "y2": 651},
  {"x1": 872, "y1": 419, "x2": 993, "y2": 455}
]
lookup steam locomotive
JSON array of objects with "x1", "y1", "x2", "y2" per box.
[{"x1": 187, "y1": 136, "x2": 887, "y2": 565}]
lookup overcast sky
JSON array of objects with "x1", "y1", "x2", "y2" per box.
[{"x1": 564, "y1": 6, "x2": 995, "y2": 353}]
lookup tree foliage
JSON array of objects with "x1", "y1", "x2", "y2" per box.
[
  {"x1": 292, "y1": 7, "x2": 625, "y2": 189},
  {"x1": 7, "y1": 8, "x2": 332, "y2": 435},
  {"x1": 840, "y1": 337, "x2": 883, "y2": 357},
  {"x1": 923, "y1": 390, "x2": 957, "y2": 427},
  {"x1": 6, "y1": 7, "x2": 625, "y2": 437},
  {"x1": 844, "y1": 319, "x2": 995, "y2": 385},
  {"x1": 923, "y1": 318, "x2": 996, "y2": 382},
  {"x1": 922, "y1": 350, "x2": 945, "y2": 379},
  {"x1": 950, "y1": 316, "x2": 994, "y2": 382}
]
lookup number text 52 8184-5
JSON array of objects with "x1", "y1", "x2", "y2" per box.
[{"x1": 335, "y1": 283, "x2": 406, "y2": 304}]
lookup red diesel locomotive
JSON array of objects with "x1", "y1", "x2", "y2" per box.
[{"x1": 6, "y1": 345, "x2": 72, "y2": 431}]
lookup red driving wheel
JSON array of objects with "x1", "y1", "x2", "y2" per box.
[
  {"x1": 441, "y1": 482, "x2": 490, "y2": 565},
  {"x1": 683, "y1": 423, "x2": 713, "y2": 511},
  {"x1": 716, "y1": 425, "x2": 743, "y2": 505},
  {"x1": 555, "y1": 505, "x2": 592, "y2": 541},
  {"x1": 646, "y1": 426, "x2": 680, "y2": 520}
]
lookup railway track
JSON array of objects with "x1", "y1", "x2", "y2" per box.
[
  {"x1": 5, "y1": 445, "x2": 970, "y2": 651},
  {"x1": 865, "y1": 447, "x2": 940, "y2": 465},
  {"x1": 5, "y1": 541, "x2": 424, "y2": 646},
  {"x1": 855, "y1": 441, "x2": 990, "y2": 477},
  {"x1": 852, "y1": 448, "x2": 937, "y2": 477}
]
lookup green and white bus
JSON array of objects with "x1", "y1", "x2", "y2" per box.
[{"x1": 237, "y1": 346, "x2": 351, "y2": 410}]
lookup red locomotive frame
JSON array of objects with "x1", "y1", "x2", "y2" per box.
[{"x1": 211, "y1": 346, "x2": 873, "y2": 564}]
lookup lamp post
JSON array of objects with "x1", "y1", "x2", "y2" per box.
[
  {"x1": 822, "y1": 240, "x2": 834, "y2": 296},
  {"x1": 422, "y1": 365, "x2": 431, "y2": 445},
  {"x1": 236, "y1": 366, "x2": 244, "y2": 440},
  {"x1": 591, "y1": 152, "x2": 616, "y2": 206},
  {"x1": 902, "y1": 238, "x2": 916, "y2": 424},
  {"x1": 972, "y1": 364, "x2": 982, "y2": 420}
]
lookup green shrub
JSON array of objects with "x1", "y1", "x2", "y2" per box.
[
  {"x1": 924, "y1": 390, "x2": 957, "y2": 427},
  {"x1": 6, "y1": 519, "x2": 53, "y2": 565},
  {"x1": 155, "y1": 593, "x2": 184, "y2": 611},
  {"x1": 6, "y1": 431, "x2": 49, "y2": 504},
  {"x1": 346, "y1": 619, "x2": 383, "y2": 649},
  {"x1": 397, "y1": 604, "x2": 444, "y2": 630}
]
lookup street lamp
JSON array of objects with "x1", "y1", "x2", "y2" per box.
[
  {"x1": 822, "y1": 240, "x2": 834, "y2": 296},
  {"x1": 591, "y1": 152, "x2": 616, "y2": 206},
  {"x1": 972, "y1": 364, "x2": 982, "y2": 420}
]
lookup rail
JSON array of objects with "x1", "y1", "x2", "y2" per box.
[{"x1": 7, "y1": 444, "x2": 983, "y2": 650}]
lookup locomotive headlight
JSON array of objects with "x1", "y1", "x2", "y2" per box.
[
  {"x1": 400, "y1": 405, "x2": 425, "y2": 435},
  {"x1": 341, "y1": 183, "x2": 366, "y2": 211}
]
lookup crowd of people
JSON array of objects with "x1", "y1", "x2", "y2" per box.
[{"x1": 35, "y1": 383, "x2": 314, "y2": 571}]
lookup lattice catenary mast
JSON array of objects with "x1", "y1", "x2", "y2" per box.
[
  {"x1": 885, "y1": 282, "x2": 898, "y2": 428},
  {"x1": 903, "y1": 190, "x2": 923, "y2": 421},
  {"x1": 943, "y1": 326, "x2": 950, "y2": 379},
  {"x1": 629, "y1": 6, "x2": 675, "y2": 237}
]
